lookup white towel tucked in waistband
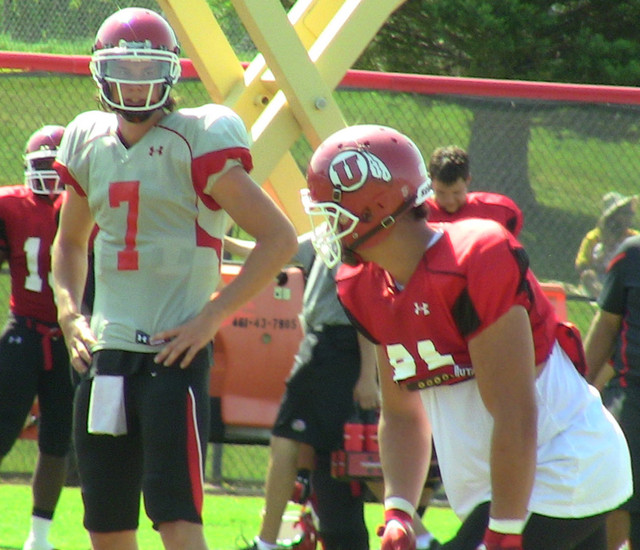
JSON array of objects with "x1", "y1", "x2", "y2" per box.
[{"x1": 88, "y1": 375, "x2": 127, "y2": 436}]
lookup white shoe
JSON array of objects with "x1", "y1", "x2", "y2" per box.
[{"x1": 22, "y1": 534, "x2": 53, "y2": 550}]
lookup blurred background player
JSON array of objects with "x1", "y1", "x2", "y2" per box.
[
  {"x1": 575, "y1": 191, "x2": 638, "y2": 299},
  {"x1": 425, "y1": 145, "x2": 523, "y2": 236},
  {"x1": 51, "y1": 7, "x2": 296, "y2": 550},
  {"x1": 0, "y1": 125, "x2": 73, "y2": 550},
  {"x1": 584, "y1": 233, "x2": 640, "y2": 550}
]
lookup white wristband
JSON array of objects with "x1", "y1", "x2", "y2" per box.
[
  {"x1": 488, "y1": 517, "x2": 526, "y2": 535},
  {"x1": 384, "y1": 496, "x2": 415, "y2": 517}
]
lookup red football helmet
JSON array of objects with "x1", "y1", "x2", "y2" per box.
[
  {"x1": 90, "y1": 7, "x2": 181, "y2": 118},
  {"x1": 24, "y1": 125, "x2": 65, "y2": 196},
  {"x1": 302, "y1": 125, "x2": 431, "y2": 267}
]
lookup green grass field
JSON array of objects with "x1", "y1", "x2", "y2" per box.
[{"x1": 0, "y1": 482, "x2": 460, "y2": 549}]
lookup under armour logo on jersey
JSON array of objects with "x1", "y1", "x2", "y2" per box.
[
  {"x1": 148, "y1": 146, "x2": 163, "y2": 156},
  {"x1": 329, "y1": 150, "x2": 391, "y2": 192},
  {"x1": 8, "y1": 336, "x2": 22, "y2": 344},
  {"x1": 414, "y1": 302, "x2": 430, "y2": 316}
]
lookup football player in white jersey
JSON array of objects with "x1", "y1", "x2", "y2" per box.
[{"x1": 51, "y1": 7, "x2": 296, "y2": 550}]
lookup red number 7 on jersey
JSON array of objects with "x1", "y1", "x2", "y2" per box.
[{"x1": 109, "y1": 180, "x2": 140, "y2": 271}]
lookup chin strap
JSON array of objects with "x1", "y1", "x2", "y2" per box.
[{"x1": 342, "y1": 198, "x2": 415, "y2": 264}]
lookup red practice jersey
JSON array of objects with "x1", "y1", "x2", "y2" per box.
[
  {"x1": 0, "y1": 185, "x2": 64, "y2": 323},
  {"x1": 425, "y1": 191, "x2": 523, "y2": 237},
  {"x1": 336, "y1": 218, "x2": 556, "y2": 389}
]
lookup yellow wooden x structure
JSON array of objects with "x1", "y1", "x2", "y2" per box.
[{"x1": 157, "y1": 0, "x2": 405, "y2": 233}]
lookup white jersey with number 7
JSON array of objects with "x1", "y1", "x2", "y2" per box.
[{"x1": 55, "y1": 104, "x2": 253, "y2": 353}]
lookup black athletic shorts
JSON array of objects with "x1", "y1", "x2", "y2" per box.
[
  {"x1": 272, "y1": 325, "x2": 361, "y2": 453},
  {"x1": 442, "y1": 501, "x2": 607, "y2": 550},
  {"x1": 74, "y1": 346, "x2": 211, "y2": 532},
  {"x1": 0, "y1": 313, "x2": 72, "y2": 457}
]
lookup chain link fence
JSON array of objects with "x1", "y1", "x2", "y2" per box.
[
  {"x1": 1, "y1": 0, "x2": 636, "y2": 489},
  {"x1": 1, "y1": 0, "x2": 255, "y2": 57}
]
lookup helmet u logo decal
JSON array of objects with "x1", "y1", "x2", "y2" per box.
[{"x1": 329, "y1": 151, "x2": 369, "y2": 191}]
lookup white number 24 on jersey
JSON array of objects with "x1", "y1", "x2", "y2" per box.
[{"x1": 386, "y1": 340, "x2": 455, "y2": 381}]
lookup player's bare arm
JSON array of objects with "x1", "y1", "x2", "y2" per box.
[
  {"x1": 51, "y1": 188, "x2": 96, "y2": 374},
  {"x1": 377, "y1": 346, "x2": 431, "y2": 509},
  {"x1": 222, "y1": 235, "x2": 255, "y2": 258},
  {"x1": 584, "y1": 309, "x2": 622, "y2": 387},
  {"x1": 469, "y1": 305, "x2": 537, "y2": 521},
  {"x1": 353, "y1": 332, "x2": 380, "y2": 410},
  {"x1": 152, "y1": 165, "x2": 297, "y2": 368}
]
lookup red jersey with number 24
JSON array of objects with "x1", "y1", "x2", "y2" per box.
[{"x1": 336, "y1": 218, "x2": 557, "y2": 389}]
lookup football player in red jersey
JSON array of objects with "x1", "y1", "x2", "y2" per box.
[
  {"x1": 425, "y1": 145, "x2": 523, "y2": 237},
  {"x1": 0, "y1": 125, "x2": 73, "y2": 550},
  {"x1": 301, "y1": 124, "x2": 631, "y2": 550}
]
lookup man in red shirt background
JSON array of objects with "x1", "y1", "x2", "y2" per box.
[{"x1": 425, "y1": 145, "x2": 523, "y2": 237}]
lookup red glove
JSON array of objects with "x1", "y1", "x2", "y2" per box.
[
  {"x1": 477, "y1": 528, "x2": 523, "y2": 550},
  {"x1": 377, "y1": 509, "x2": 416, "y2": 550}
]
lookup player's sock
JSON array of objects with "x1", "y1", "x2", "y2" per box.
[
  {"x1": 22, "y1": 515, "x2": 53, "y2": 550},
  {"x1": 254, "y1": 537, "x2": 279, "y2": 550}
]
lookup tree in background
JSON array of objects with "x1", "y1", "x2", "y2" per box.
[{"x1": 358, "y1": 0, "x2": 640, "y2": 85}]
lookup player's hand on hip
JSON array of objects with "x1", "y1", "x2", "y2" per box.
[
  {"x1": 61, "y1": 314, "x2": 96, "y2": 375},
  {"x1": 378, "y1": 509, "x2": 416, "y2": 550},
  {"x1": 152, "y1": 305, "x2": 223, "y2": 368}
]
